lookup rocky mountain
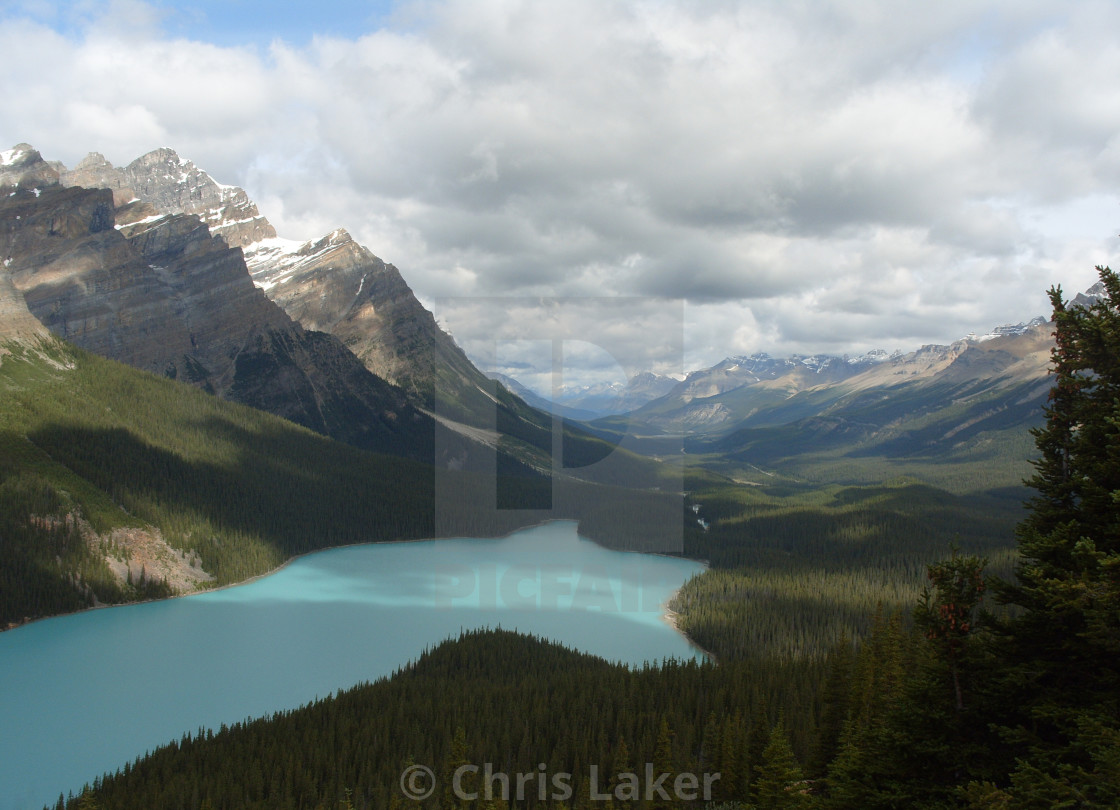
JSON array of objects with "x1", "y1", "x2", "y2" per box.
[
  {"x1": 61, "y1": 147, "x2": 534, "y2": 433},
  {"x1": 62, "y1": 146, "x2": 666, "y2": 484},
  {"x1": 1070, "y1": 280, "x2": 1108, "y2": 309},
  {"x1": 1, "y1": 145, "x2": 437, "y2": 460},
  {"x1": 1, "y1": 143, "x2": 59, "y2": 190},
  {"x1": 963, "y1": 315, "x2": 1050, "y2": 342},
  {"x1": 662, "y1": 351, "x2": 891, "y2": 408},
  {"x1": 61, "y1": 148, "x2": 275, "y2": 247},
  {"x1": 694, "y1": 320, "x2": 1055, "y2": 485},
  {"x1": 0, "y1": 269, "x2": 48, "y2": 347},
  {"x1": 242, "y1": 230, "x2": 488, "y2": 413}
]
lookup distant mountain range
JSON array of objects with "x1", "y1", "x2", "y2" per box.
[
  {"x1": 628, "y1": 314, "x2": 1056, "y2": 432},
  {"x1": 488, "y1": 370, "x2": 680, "y2": 419},
  {"x1": 563, "y1": 312, "x2": 1070, "y2": 492}
]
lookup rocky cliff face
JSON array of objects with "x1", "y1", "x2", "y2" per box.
[
  {"x1": 244, "y1": 230, "x2": 486, "y2": 406},
  {"x1": 69, "y1": 148, "x2": 531, "y2": 434},
  {"x1": 2, "y1": 145, "x2": 435, "y2": 460},
  {"x1": 60, "y1": 147, "x2": 502, "y2": 428},
  {"x1": 0, "y1": 270, "x2": 48, "y2": 346},
  {"x1": 62, "y1": 149, "x2": 276, "y2": 247}
]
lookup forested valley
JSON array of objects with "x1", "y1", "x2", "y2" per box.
[{"x1": 44, "y1": 270, "x2": 1120, "y2": 808}]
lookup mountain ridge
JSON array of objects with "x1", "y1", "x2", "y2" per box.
[
  {"x1": 58, "y1": 146, "x2": 540, "y2": 436},
  {"x1": 1, "y1": 144, "x2": 441, "y2": 461}
]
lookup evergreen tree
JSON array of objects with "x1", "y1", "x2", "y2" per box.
[
  {"x1": 745, "y1": 700, "x2": 770, "y2": 796},
  {"x1": 808, "y1": 635, "x2": 852, "y2": 779},
  {"x1": 650, "y1": 718, "x2": 676, "y2": 810},
  {"x1": 608, "y1": 737, "x2": 636, "y2": 806},
  {"x1": 442, "y1": 726, "x2": 471, "y2": 809},
  {"x1": 986, "y1": 266, "x2": 1120, "y2": 806},
  {"x1": 752, "y1": 718, "x2": 809, "y2": 810},
  {"x1": 717, "y1": 712, "x2": 744, "y2": 802},
  {"x1": 914, "y1": 547, "x2": 987, "y2": 713},
  {"x1": 701, "y1": 712, "x2": 721, "y2": 771}
]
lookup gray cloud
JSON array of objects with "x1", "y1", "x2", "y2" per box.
[{"x1": 1, "y1": 0, "x2": 1118, "y2": 384}]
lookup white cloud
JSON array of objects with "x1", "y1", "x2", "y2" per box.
[{"x1": 1, "y1": 0, "x2": 1118, "y2": 383}]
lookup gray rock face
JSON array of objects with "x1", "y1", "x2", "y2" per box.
[
  {"x1": 55, "y1": 145, "x2": 550, "y2": 444},
  {"x1": 245, "y1": 229, "x2": 474, "y2": 398},
  {"x1": 56, "y1": 145, "x2": 498, "y2": 423},
  {"x1": 0, "y1": 144, "x2": 61, "y2": 192},
  {"x1": 61, "y1": 151, "x2": 135, "y2": 206},
  {"x1": 1070, "y1": 281, "x2": 1107, "y2": 310},
  {"x1": 62, "y1": 148, "x2": 277, "y2": 248},
  {"x1": 0, "y1": 180, "x2": 435, "y2": 459},
  {"x1": 0, "y1": 268, "x2": 48, "y2": 344}
]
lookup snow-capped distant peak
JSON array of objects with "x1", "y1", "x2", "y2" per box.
[
  {"x1": 964, "y1": 315, "x2": 1048, "y2": 343},
  {"x1": 848, "y1": 349, "x2": 891, "y2": 364}
]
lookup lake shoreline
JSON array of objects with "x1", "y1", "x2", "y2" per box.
[
  {"x1": 660, "y1": 588, "x2": 717, "y2": 664},
  {"x1": 1, "y1": 518, "x2": 563, "y2": 634},
  {"x1": 2, "y1": 519, "x2": 711, "y2": 659}
]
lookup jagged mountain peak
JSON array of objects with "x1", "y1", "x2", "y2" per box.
[
  {"x1": 963, "y1": 314, "x2": 1050, "y2": 343},
  {"x1": 305, "y1": 227, "x2": 360, "y2": 254},
  {"x1": 1070, "y1": 281, "x2": 1108, "y2": 310},
  {"x1": 132, "y1": 146, "x2": 187, "y2": 165},
  {"x1": 0, "y1": 143, "x2": 60, "y2": 190},
  {"x1": 59, "y1": 147, "x2": 276, "y2": 247},
  {"x1": 1, "y1": 143, "x2": 38, "y2": 168},
  {"x1": 72, "y1": 151, "x2": 113, "y2": 170},
  {"x1": 55, "y1": 146, "x2": 467, "y2": 410}
]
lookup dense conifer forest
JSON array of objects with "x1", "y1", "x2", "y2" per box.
[{"x1": 671, "y1": 477, "x2": 1024, "y2": 662}]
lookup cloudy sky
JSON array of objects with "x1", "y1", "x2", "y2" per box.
[{"x1": 2, "y1": 0, "x2": 1119, "y2": 390}]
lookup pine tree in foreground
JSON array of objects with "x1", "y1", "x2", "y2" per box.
[{"x1": 974, "y1": 266, "x2": 1120, "y2": 808}]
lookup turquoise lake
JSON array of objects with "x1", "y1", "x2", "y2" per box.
[{"x1": 0, "y1": 521, "x2": 705, "y2": 810}]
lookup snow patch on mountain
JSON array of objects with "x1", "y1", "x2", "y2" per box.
[
  {"x1": 0, "y1": 147, "x2": 28, "y2": 167},
  {"x1": 244, "y1": 231, "x2": 360, "y2": 291}
]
